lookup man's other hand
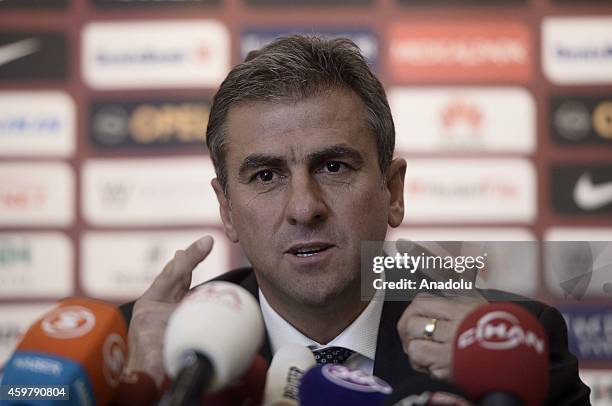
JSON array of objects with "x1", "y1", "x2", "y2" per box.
[
  {"x1": 397, "y1": 293, "x2": 487, "y2": 379},
  {"x1": 123, "y1": 235, "x2": 214, "y2": 387}
]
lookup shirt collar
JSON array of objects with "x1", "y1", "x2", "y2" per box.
[{"x1": 258, "y1": 285, "x2": 384, "y2": 362}]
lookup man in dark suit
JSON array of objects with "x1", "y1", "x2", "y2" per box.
[{"x1": 122, "y1": 35, "x2": 590, "y2": 404}]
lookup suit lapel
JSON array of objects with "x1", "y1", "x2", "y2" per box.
[
  {"x1": 238, "y1": 270, "x2": 274, "y2": 364},
  {"x1": 373, "y1": 299, "x2": 416, "y2": 387}
]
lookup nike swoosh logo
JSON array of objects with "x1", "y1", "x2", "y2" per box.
[
  {"x1": 0, "y1": 38, "x2": 41, "y2": 67},
  {"x1": 573, "y1": 172, "x2": 612, "y2": 210}
]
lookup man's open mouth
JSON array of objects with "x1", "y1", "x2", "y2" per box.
[{"x1": 286, "y1": 243, "x2": 334, "y2": 257}]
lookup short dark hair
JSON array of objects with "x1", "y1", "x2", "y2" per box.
[{"x1": 205, "y1": 35, "x2": 395, "y2": 192}]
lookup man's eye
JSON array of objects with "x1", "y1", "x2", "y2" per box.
[
  {"x1": 324, "y1": 162, "x2": 344, "y2": 173},
  {"x1": 255, "y1": 170, "x2": 275, "y2": 182}
]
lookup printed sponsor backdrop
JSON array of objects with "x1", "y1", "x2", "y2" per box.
[{"x1": 1, "y1": 0, "x2": 611, "y2": 392}]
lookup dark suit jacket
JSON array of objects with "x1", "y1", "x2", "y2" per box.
[{"x1": 120, "y1": 267, "x2": 591, "y2": 405}]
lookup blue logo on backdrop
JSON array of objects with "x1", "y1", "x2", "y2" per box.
[
  {"x1": 96, "y1": 50, "x2": 184, "y2": 65},
  {"x1": 0, "y1": 115, "x2": 62, "y2": 136},
  {"x1": 555, "y1": 44, "x2": 612, "y2": 62},
  {"x1": 240, "y1": 29, "x2": 378, "y2": 70},
  {"x1": 559, "y1": 306, "x2": 612, "y2": 361}
]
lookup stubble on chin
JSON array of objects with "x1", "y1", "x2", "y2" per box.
[{"x1": 263, "y1": 267, "x2": 361, "y2": 309}]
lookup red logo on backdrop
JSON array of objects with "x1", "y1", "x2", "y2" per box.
[
  {"x1": 406, "y1": 179, "x2": 519, "y2": 198},
  {"x1": 441, "y1": 100, "x2": 482, "y2": 132},
  {"x1": 388, "y1": 22, "x2": 532, "y2": 82},
  {"x1": 457, "y1": 310, "x2": 545, "y2": 354},
  {"x1": 0, "y1": 184, "x2": 46, "y2": 210}
]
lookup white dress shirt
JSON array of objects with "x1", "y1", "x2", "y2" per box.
[{"x1": 259, "y1": 286, "x2": 385, "y2": 375}]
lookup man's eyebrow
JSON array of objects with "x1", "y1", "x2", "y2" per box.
[
  {"x1": 307, "y1": 145, "x2": 365, "y2": 167},
  {"x1": 238, "y1": 154, "x2": 285, "y2": 176},
  {"x1": 238, "y1": 145, "x2": 365, "y2": 176}
]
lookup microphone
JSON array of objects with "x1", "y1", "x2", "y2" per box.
[
  {"x1": 383, "y1": 374, "x2": 473, "y2": 406},
  {"x1": 200, "y1": 354, "x2": 267, "y2": 405},
  {"x1": 452, "y1": 303, "x2": 549, "y2": 406},
  {"x1": 110, "y1": 371, "x2": 159, "y2": 406},
  {"x1": 299, "y1": 364, "x2": 393, "y2": 406},
  {"x1": 262, "y1": 343, "x2": 316, "y2": 406},
  {"x1": 163, "y1": 281, "x2": 264, "y2": 406},
  {"x1": 1, "y1": 297, "x2": 128, "y2": 406}
]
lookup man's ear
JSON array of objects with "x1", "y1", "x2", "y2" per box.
[
  {"x1": 211, "y1": 178, "x2": 239, "y2": 243},
  {"x1": 385, "y1": 158, "x2": 406, "y2": 228}
]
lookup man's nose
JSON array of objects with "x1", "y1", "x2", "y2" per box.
[{"x1": 284, "y1": 172, "x2": 328, "y2": 227}]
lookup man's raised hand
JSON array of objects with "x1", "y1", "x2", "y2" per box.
[{"x1": 123, "y1": 236, "x2": 214, "y2": 386}]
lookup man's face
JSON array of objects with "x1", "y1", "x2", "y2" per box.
[{"x1": 212, "y1": 89, "x2": 405, "y2": 308}]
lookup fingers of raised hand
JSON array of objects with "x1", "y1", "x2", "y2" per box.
[
  {"x1": 398, "y1": 294, "x2": 485, "y2": 380},
  {"x1": 124, "y1": 236, "x2": 215, "y2": 387},
  {"x1": 398, "y1": 315, "x2": 455, "y2": 343},
  {"x1": 125, "y1": 301, "x2": 176, "y2": 386},
  {"x1": 143, "y1": 236, "x2": 214, "y2": 303},
  {"x1": 406, "y1": 293, "x2": 481, "y2": 319},
  {"x1": 404, "y1": 339, "x2": 452, "y2": 380}
]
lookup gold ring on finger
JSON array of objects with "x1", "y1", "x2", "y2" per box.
[{"x1": 423, "y1": 318, "x2": 438, "y2": 341}]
